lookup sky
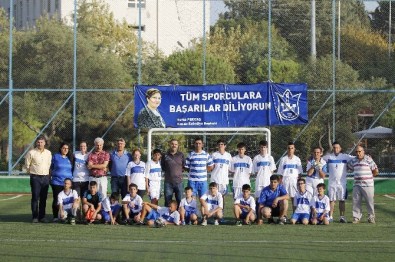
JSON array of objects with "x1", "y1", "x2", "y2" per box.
[{"x1": 210, "y1": 0, "x2": 380, "y2": 25}]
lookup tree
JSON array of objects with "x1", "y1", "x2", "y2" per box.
[
  {"x1": 370, "y1": 1, "x2": 395, "y2": 35},
  {"x1": 163, "y1": 49, "x2": 236, "y2": 85}
]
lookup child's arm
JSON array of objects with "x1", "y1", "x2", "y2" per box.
[{"x1": 145, "y1": 177, "x2": 149, "y2": 194}]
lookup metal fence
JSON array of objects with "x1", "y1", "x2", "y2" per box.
[{"x1": 0, "y1": 0, "x2": 394, "y2": 175}]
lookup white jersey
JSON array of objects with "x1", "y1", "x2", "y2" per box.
[
  {"x1": 122, "y1": 194, "x2": 143, "y2": 213},
  {"x1": 125, "y1": 161, "x2": 146, "y2": 190},
  {"x1": 306, "y1": 158, "x2": 327, "y2": 179},
  {"x1": 72, "y1": 151, "x2": 89, "y2": 182},
  {"x1": 157, "y1": 206, "x2": 180, "y2": 225},
  {"x1": 210, "y1": 151, "x2": 232, "y2": 185},
  {"x1": 230, "y1": 155, "x2": 253, "y2": 188},
  {"x1": 234, "y1": 195, "x2": 256, "y2": 214},
  {"x1": 101, "y1": 197, "x2": 120, "y2": 212},
  {"x1": 180, "y1": 197, "x2": 199, "y2": 215},
  {"x1": 185, "y1": 150, "x2": 214, "y2": 182},
  {"x1": 293, "y1": 190, "x2": 314, "y2": 214},
  {"x1": 323, "y1": 153, "x2": 353, "y2": 186},
  {"x1": 312, "y1": 195, "x2": 330, "y2": 215},
  {"x1": 145, "y1": 160, "x2": 162, "y2": 182},
  {"x1": 253, "y1": 154, "x2": 276, "y2": 188},
  {"x1": 200, "y1": 191, "x2": 224, "y2": 211},
  {"x1": 277, "y1": 155, "x2": 303, "y2": 179},
  {"x1": 57, "y1": 189, "x2": 78, "y2": 210}
]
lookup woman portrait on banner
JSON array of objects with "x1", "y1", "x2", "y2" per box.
[{"x1": 137, "y1": 88, "x2": 166, "y2": 129}]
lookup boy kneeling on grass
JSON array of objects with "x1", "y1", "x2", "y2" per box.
[
  {"x1": 290, "y1": 178, "x2": 314, "y2": 225},
  {"x1": 139, "y1": 200, "x2": 180, "y2": 227},
  {"x1": 101, "y1": 192, "x2": 122, "y2": 225},
  {"x1": 57, "y1": 178, "x2": 79, "y2": 225},
  {"x1": 122, "y1": 183, "x2": 143, "y2": 225},
  {"x1": 179, "y1": 186, "x2": 199, "y2": 225}
]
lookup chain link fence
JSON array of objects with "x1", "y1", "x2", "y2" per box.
[{"x1": 0, "y1": 0, "x2": 394, "y2": 175}]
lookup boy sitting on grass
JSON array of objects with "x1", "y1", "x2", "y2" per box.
[
  {"x1": 234, "y1": 184, "x2": 256, "y2": 226},
  {"x1": 290, "y1": 178, "x2": 314, "y2": 225},
  {"x1": 139, "y1": 200, "x2": 180, "y2": 227}
]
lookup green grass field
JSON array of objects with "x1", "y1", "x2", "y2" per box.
[{"x1": 0, "y1": 194, "x2": 394, "y2": 262}]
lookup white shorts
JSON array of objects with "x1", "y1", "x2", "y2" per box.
[
  {"x1": 217, "y1": 183, "x2": 228, "y2": 195},
  {"x1": 328, "y1": 183, "x2": 347, "y2": 201},
  {"x1": 149, "y1": 182, "x2": 161, "y2": 199},
  {"x1": 306, "y1": 177, "x2": 324, "y2": 195},
  {"x1": 233, "y1": 187, "x2": 242, "y2": 199},
  {"x1": 282, "y1": 176, "x2": 297, "y2": 198},
  {"x1": 255, "y1": 185, "x2": 265, "y2": 198}
]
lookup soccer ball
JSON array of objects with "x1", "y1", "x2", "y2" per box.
[{"x1": 154, "y1": 218, "x2": 166, "y2": 227}]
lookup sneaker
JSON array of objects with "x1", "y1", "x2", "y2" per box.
[
  {"x1": 181, "y1": 220, "x2": 186, "y2": 226},
  {"x1": 368, "y1": 217, "x2": 376, "y2": 224},
  {"x1": 70, "y1": 218, "x2": 76, "y2": 225},
  {"x1": 154, "y1": 218, "x2": 166, "y2": 227},
  {"x1": 39, "y1": 218, "x2": 49, "y2": 223},
  {"x1": 339, "y1": 216, "x2": 347, "y2": 223},
  {"x1": 214, "y1": 220, "x2": 219, "y2": 226},
  {"x1": 136, "y1": 220, "x2": 145, "y2": 226},
  {"x1": 278, "y1": 216, "x2": 286, "y2": 225},
  {"x1": 32, "y1": 218, "x2": 39, "y2": 223},
  {"x1": 352, "y1": 217, "x2": 360, "y2": 224},
  {"x1": 122, "y1": 219, "x2": 130, "y2": 225},
  {"x1": 329, "y1": 216, "x2": 334, "y2": 223},
  {"x1": 201, "y1": 220, "x2": 207, "y2": 226},
  {"x1": 235, "y1": 220, "x2": 242, "y2": 226}
]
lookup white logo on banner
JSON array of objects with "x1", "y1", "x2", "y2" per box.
[{"x1": 275, "y1": 89, "x2": 301, "y2": 121}]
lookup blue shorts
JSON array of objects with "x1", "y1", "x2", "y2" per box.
[
  {"x1": 146, "y1": 210, "x2": 160, "y2": 221},
  {"x1": 315, "y1": 213, "x2": 329, "y2": 224},
  {"x1": 188, "y1": 181, "x2": 208, "y2": 197},
  {"x1": 185, "y1": 211, "x2": 197, "y2": 223},
  {"x1": 102, "y1": 204, "x2": 121, "y2": 222},
  {"x1": 291, "y1": 213, "x2": 310, "y2": 222}
]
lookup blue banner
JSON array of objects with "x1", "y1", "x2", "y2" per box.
[{"x1": 134, "y1": 82, "x2": 308, "y2": 128}]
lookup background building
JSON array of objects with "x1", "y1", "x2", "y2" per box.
[{"x1": 0, "y1": 0, "x2": 211, "y2": 55}]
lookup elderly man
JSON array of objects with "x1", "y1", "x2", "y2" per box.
[
  {"x1": 347, "y1": 146, "x2": 379, "y2": 224},
  {"x1": 88, "y1": 137, "x2": 110, "y2": 198},
  {"x1": 109, "y1": 138, "x2": 132, "y2": 199},
  {"x1": 25, "y1": 136, "x2": 52, "y2": 223}
]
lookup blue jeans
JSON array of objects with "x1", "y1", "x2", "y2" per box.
[
  {"x1": 111, "y1": 176, "x2": 127, "y2": 199},
  {"x1": 30, "y1": 174, "x2": 50, "y2": 220},
  {"x1": 164, "y1": 181, "x2": 184, "y2": 208}
]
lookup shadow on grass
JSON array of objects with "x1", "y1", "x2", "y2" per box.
[{"x1": 0, "y1": 214, "x2": 33, "y2": 223}]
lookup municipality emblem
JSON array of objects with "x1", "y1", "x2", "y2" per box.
[{"x1": 275, "y1": 89, "x2": 301, "y2": 121}]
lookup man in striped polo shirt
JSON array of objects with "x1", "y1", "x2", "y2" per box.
[
  {"x1": 185, "y1": 137, "x2": 214, "y2": 198},
  {"x1": 347, "y1": 146, "x2": 379, "y2": 224}
]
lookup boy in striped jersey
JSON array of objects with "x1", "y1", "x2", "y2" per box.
[
  {"x1": 185, "y1": 137, "x2": 214, "y2": 198},
  {"x1": 145, "y1": 149, "x2": 162, "y2": 205}
]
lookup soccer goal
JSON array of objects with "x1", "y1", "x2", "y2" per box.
[{"x1": 146, "y1": 127, "x2": 271, "y2": 160}]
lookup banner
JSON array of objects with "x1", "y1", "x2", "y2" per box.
[{"x1": 134, "y1": 82, "x2": 308, "y2": 128}]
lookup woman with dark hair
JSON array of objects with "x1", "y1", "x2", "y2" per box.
[
  {"x1": 137, "y1": 88, "x2": 165, "y2": 128},
  {"x1": 50, "y1": 142, "x2": 73, "y2": 222}
]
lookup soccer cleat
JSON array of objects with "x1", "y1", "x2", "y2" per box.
[
  {"x1": 235, "y1": 220, "x2": 242, "y2": 226},
  {"x1": 201, "y1": 219, "x2": 207, "y2": 226},
  {"x1": 70, "y1": 218, "x2": 76, "y2": 225},
  {"x1": 181, "y1": 220, "x2": 186, "y2": 226},
  {"x1": 32, "y1": 218, "x2": 39, "y2": 223},
  {"x1": 368, "y1": 217, "x2": 376, "y2": 224},
  {"x1": 214, "y1": 220, "x2": 219, "y2": 226},
  {"x1": 53, "y1": 218, "x2": 59, "y2": 223},
  {"x1": 39, "y1": 218, "x2": 49, "y2": 223},
  {"x1": 136, "y1": 220, "x2": 145, "y2": 226},
  {"x1": 352, "y1": 217, "x2": 360, "y2": 224},
  {"x1": 278, "y1": 216, "x2": 287, "y2": 225},
  {"x1": 122, "y1": 219, "x2": 130, "y2": 225},
  {"x1": 329, "y1": 217, "x2": 333, "y2": 223},
  {"x1": 339, "y1": 216, "x2": 347, "y2": 223}
]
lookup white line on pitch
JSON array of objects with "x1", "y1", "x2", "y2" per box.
[
  {"x1": 0, "y1": 195, "x2": 23, "y2": 201},
  {"x1": 384, "y1": 194, "x2": 395, "y2": 200}
]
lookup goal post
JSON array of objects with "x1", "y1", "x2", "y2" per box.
[{"x1": 147, "y1": 127, "x2": 271, "y2": 161}]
